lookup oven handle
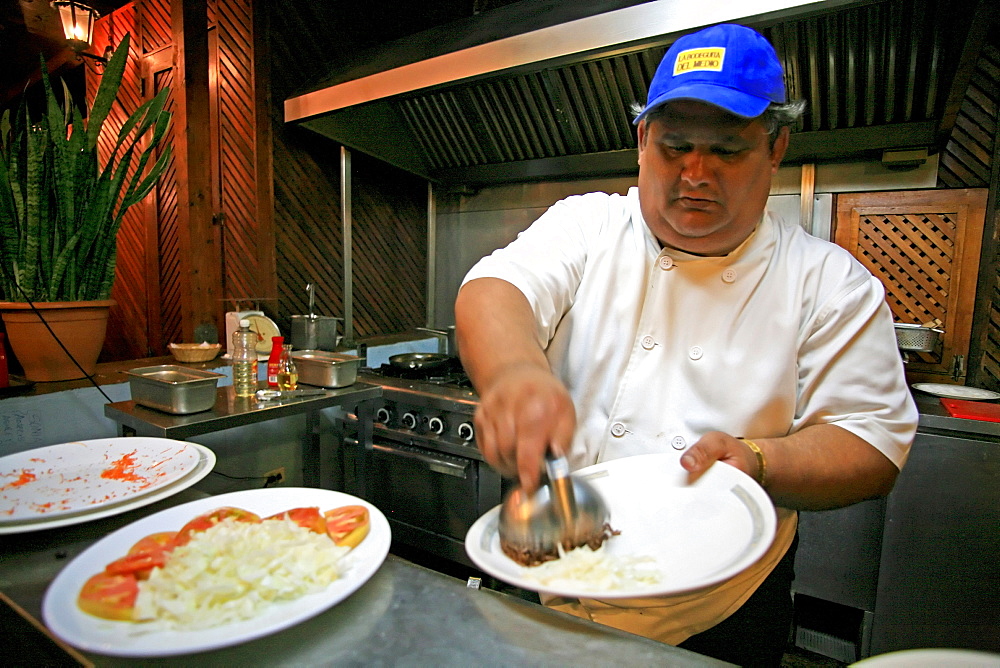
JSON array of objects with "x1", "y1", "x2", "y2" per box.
[{"x1": 370, "y1": 443, "x2": 470, "y2": 479}]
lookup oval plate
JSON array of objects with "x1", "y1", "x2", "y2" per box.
[
  {"x1": 1, "y1": 438, "x2": 202, "y2": 524},
  {"x1": 42, "y1": 487, "x2": 391, "y2": 657},
  {"x1": 912, "y1": 383, "x2": 1000, "y2": 401},
  {"x1": 466, "y1": 454, "x2": 776, "y2": 599}
]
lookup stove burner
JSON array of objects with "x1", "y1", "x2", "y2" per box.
[{"x1": 369, "y1": 356, "x2": 473, "y2": 389}]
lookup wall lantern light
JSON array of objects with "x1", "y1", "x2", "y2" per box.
[{"x1": 52, "y1": 0, "x2": 108, "y2": 64}]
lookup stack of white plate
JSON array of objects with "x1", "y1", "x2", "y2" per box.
[{"x1": 0, "y1": 437, "x2": 215, "y2": 534}]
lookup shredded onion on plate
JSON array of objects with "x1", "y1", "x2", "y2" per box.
[
  {"x1": 520, "y1": 544, "x2": 662, "y2": 591},
  {"x1": 134, "y1": 517, "x2": 349, "y2": 629}
]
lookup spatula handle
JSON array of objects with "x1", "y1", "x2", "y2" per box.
[{"x1": 545, "y1": 454, "x2": 577, "y2": 528}]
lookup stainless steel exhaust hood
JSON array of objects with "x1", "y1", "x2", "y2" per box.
[{"x1": 284, "y1": 0, "x2": 982, "y2": 187}]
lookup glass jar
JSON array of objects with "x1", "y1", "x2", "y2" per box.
[{"x1": 276, "y1": 344, "x2": 298, "y2": 390}]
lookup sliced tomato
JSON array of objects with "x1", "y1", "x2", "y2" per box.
[
  {"x1": 174, "y1": 507, "x2": 261, "y2": 546},
  {"x1": 104, "y1": 551, "x2": 168, "y2": 579},
  {"x1": 77, "y1": 572, "x2": 139, "y2": 621},
  {"x1": 128, "y1": 531, "x2": 178, "y2": 556},
  {"x1": 324, "y1": 505, "x2": 370, "y2": 548},
  {"x1": 266, "y1": 506, "x2": 326, "y2": 533}
]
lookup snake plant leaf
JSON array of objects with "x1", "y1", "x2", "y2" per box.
[
  {"x1": 86, "y1": 33, "x2": 130, "y2": 150},
  {"x1": 1, "y1": 34, "x2": 169, "y2": 302},
  {"x1": 112, "y1": 88, "x2": 168, "y2": 156},
  {"x1": 40, "y1": 64, "x2": 76, "y2": 237},
  {"x1": 121, "y1": 144, "x2": 171, "y2": 214}
]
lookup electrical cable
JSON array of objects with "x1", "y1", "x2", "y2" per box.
[
  {"x1": 210, "y1": 469, "x2": 285, "y2": 488},
  {"x1": 210, "y1": 470, "x2": 267, "y2": 481}
]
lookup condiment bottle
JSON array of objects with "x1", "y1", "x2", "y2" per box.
[
  {"x1": 276, "y1": 344, "x2": 298, "y2": 390},
  {"x1": 231, "y1": 319, "x2": 258, "y2": 397},
  {"x1": 267, "y1": 336, "x2": 284, "y2": 388},
  {"x1": 0, "y1": 333, "x2": 9, "y2": 388}
]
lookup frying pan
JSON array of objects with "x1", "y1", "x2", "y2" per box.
[{"x1": 388, "y1": 352, "x2": 452, "y2": 372}]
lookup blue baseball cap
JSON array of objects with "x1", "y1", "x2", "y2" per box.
[{"x1": 634, "y1": 24, "x2": 786, "y2": 123}]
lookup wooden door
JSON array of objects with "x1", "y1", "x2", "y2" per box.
[{"x1": 834, "y1": 189, "x2": 988, "y2": 384}]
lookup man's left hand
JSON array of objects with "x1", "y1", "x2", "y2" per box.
[{"x1": 681, "y1": 431, "x2": 759, "y2": 483}]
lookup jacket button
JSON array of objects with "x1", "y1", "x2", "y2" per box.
[
  {"x1": 671, "y1": 436, "x2": 686, "y2": 450},
  {"x1": 611, "y1": 422, "x2": 627, "y2": 437}
]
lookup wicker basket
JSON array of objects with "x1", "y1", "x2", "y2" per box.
[
  {"x1": 894, "y1": 324, "x2": 942, "y2": 352},
  {"x1": 168, "y1": 343, "x2": 222, "y2": 363}
]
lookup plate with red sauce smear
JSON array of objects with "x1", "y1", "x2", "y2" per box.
[{"x1": 0, "y1": 438, "x2": 203, "y2": 525}]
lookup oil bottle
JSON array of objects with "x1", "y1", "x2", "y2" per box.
[{"x1": 231, "y1": 319, "x2": 258, "y2": 397}]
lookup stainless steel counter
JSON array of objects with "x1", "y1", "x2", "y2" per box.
[
  {"x1": 792, "y1": 390, "x2": 1000, "y2": 661},
  {"x1": 0, "y1": 489, "x2": 728, "y2": 667},
  {"x1": 103, "y1": 381, "x2": 381, "y2": 487}
]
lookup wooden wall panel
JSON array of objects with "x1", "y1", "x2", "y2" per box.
[
  {"x1": 272, "y1": 134, "x2": 344, "y2": 328},
  {"x1": 137, "y1": 0, "x2": 172, "y2": 54},
  {"x1": 153, "y1": 64, "x2": 182, "y2": 350},
  {"x1": 88, "y1": 0, "x2": 267, "y2": 358},
  {"x1": 351, "y1": 155, "x2": 427, "y2": 337},
  {"x1": 88, "y1": 5, "x2": 154, "y2": 361},
  {"x1": 938, "y1": 42, "x2": 998, "y2": 188},
  {"x1": 215, "y1": 0, "x2": 267, "y2": 312},
  {"x1": 266, "y1": 3, "x2": 432, "y2": 339}
]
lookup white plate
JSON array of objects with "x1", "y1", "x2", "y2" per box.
[
  {"x1": 465, "y1": 454, "x2": 776, "y2": 599},
  {"x1": 912, "y1": 383, "x2": 1000, "y2": 401},
  {"x1": 0, "y1": 438, "x2": 202, "y2": 523},
  {"x1": 851, "y1": 648, "x2": 1000, "y2": 667},
  {"x1": 0, "y1": 443, "x2": 215, "y2": 535},
  {"x1": 42, "y1": 487, "x2": 391, "y2": 657}
]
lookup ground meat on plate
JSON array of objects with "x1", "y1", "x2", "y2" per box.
[{"x1": 501, "y1": 523, "x2": 620, "y2": 567}]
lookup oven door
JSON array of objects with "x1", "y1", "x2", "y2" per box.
[{"x1": 357, "y1": 437, "x2": 496, "y2": 565}]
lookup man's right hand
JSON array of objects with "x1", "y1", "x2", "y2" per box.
[
  {"x1": 473, "y1": 363, "x2": 576, "y2": 492},
  {"x1": 455, "y1": 277, "x2": 576, "y2": 492}
]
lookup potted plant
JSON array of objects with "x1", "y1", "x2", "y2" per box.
[{"x1": 0, "y1": 34, "x2": 172, "y2": 381}]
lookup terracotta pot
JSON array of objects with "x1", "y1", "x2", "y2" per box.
[{"x1": 0, "y1": 300, "x2": 114, "y2": 382}]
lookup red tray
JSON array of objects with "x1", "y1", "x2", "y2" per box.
[{"x1": 939, "y1": 397, "x2": 1000, "y2": 422}]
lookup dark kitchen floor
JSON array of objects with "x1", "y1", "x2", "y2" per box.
[{"x1": 391, "y1": 543, "x2": 848, "y2": 667}]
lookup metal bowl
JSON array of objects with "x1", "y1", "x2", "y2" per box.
[{"x1": 499, "y1": 473, "x2": 609, "y2": 558}]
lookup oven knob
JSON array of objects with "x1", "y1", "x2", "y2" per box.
[
  {"x1": 401, "y1": 412, "x2": 419, "y2": 430},
  {"x1": 427, "y1": 416, "x2": 447, "y2": 435},
  {"x1": 458, "y1": 422, "x2": 475, "y2": 442},
  {"x1": 376, "y1": 407, "x2": 393, "y2": 425}
]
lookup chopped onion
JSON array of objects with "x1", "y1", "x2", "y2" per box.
[
  {"x1": 521, "y1": 544, "x2": 661, "y2": 590},
  {"x1": 134, "y1": 517, "x2": 349, "y2": 629}
]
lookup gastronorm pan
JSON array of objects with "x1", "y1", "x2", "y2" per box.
[
  {"x1": 125, "y1": 365, "x2": 223, "y2": 414},
  {"x1": 293, "y1": 351, "x2": 361, "y2": 388}
]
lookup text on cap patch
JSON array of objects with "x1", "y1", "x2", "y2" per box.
[{"x1": 673, "y1": 48, "x2": 725, "y2": 75}]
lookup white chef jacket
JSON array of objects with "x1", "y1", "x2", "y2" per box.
[{"x1": 462, "y1": 187, "x2": 917, "y2": 643}]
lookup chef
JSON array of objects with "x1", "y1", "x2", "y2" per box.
[{"x1": 454, "y1": 23, "x2": 917, "y2": 667}]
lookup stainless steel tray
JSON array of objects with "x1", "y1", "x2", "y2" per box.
[
  {"x1": 125, "y1": 365, "x2": 223, "y2": 414},
  {"x1": 293, "y1": 351, "x2": 361, "y2": 388}
]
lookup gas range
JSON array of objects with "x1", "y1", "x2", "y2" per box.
[
  {"x1": 357, "y1": 360, "x2": 481, "y2": 460},
  {"x1": 342, "y1": 359, "x2": 500, "y2": 567}
]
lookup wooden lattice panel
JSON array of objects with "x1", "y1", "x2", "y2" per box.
[
  {"x1": 835, "y1": 190, "x2": 987, "y2": 383},
  {"x1": 854, "y1": 209, "x2": 957, "y2": 365}
]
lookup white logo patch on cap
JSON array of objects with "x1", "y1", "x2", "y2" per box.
[{"x1": 673, "y1": 47, "x2": 725, "y2": 75}]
